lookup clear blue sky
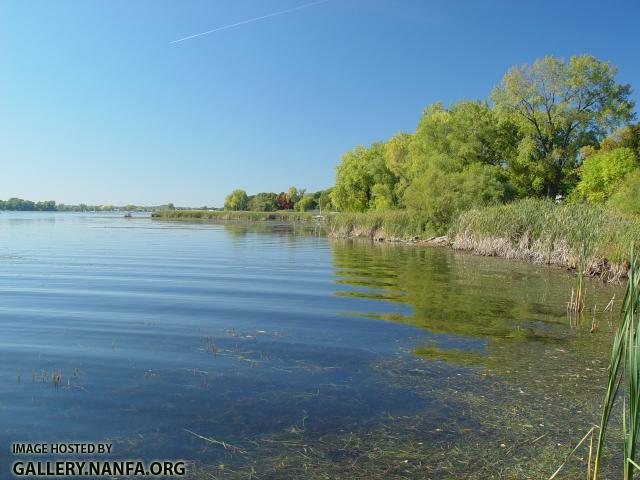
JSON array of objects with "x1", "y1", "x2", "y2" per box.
[{"x1": 1, "y1": 0, "x2": 638, "y2": 207}]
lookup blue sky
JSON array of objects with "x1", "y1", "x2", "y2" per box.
[{"x1": 1, "y1": 0, "x2": 638, "y2": 207}]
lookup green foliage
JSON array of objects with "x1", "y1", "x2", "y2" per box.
[
  {"x1": 222, "y1": 188, "x2": 330, "y2": 212},
  {"x1": 491, "y1": 55, "x2": 634, "y2": 197},
  {"x1": 330, "y1": 99, "x2": 518, "y2": 221},
  {"x1": 609, "y1": 170, "x2": 640, "y2": 216},
  {"x1": 248, "y1": 192, "x2": 279, "y2": 212},
  {"x1": 286, "y1": 186, "x2": 304, "y2": 206},
  {"x1": 404, "y1": 164, "x2": 507, "y2": 233},
  {"x1": 331, "y1": 143, "x2": 399, "y2": 212},
  {"x1": 394, "y1": 100, "x2": 518, "y2": 232},
  {"x1": 152, "y1": 210, "x2": 318, "y2": 222},
  {"x1": 0, "y1": 198, "x2": 57, "y2": 211},
  {"x1": 600, "y1": 124, "x2": 640, "y2": 157},
  {"x1": 318, "y1": 189, "x2": 333, "y2": 212},
  {"x1": 296, "y1": 194, "x2": 317, "y2": 212},
  {"x1": 384, "y1": 132, "x2": 413, "y2": 204},
  {"x1": 224, "y1": 189, "x2": 249, "y2": 211},
  {"x1": 325, "y1": 54, "x2": 635, "y2": 238},
  {"x1": 574, "y1": 147, "x2": 638, "y2": 203},
  {"x1": 0, "y1": 200, "x2": 173, "y2": 212},
  {"x1": 408, "y1": 101, "x2": 510, "y2": 177}
]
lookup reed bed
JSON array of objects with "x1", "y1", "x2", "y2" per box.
[
  {"x1": 453, "y1": 199, "x2": 638, "y2": 282},
  {"x1": 151, "y1": 210, "x2": 320, "y2": 222},
  {"x1": 326, "y1": 211, "x2": 431, "y2": 241}
]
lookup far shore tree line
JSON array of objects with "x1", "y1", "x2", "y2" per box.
[
  {"x1": 0, "y1": 198, "x2": 178, "y2": 212},
  {"x1": 223, "y1": 187, "x2": 333, "y2": 213},
  {"x1": 224, "y1": 55, "x2": 639, "y2": 232}
]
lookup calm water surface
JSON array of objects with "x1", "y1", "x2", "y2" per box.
[{"x1": 0, "y1": 213, "x2": 623, "y2": 478}]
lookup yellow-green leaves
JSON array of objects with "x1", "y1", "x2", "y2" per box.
[{"x1": 575, "y1": 147, "x2": 638, "y2": 203}]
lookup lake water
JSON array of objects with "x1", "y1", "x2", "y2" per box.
[{"x1": 0, "y1": 212, "x2": 623, "y2": 478}]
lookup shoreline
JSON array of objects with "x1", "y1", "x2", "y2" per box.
[
  {"x1": 328, "y1": 229, "x2": 626, "y2": 283},
  {"x1": 152, "y1": 208, "x2": 630, "y2": 283}
]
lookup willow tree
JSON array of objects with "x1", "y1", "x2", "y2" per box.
[
  {"x1": 224, "y1": 189, "x2": 248, "y2": 211},
  {"x1": 491, "y1": 55, "x2": 634, "y2": 198},
  {"x1": 400, "y1": 101, "x2": 513, "y2": 231},
  {"x1": 331, "y1": 142, "x2": 399, "y2": 212}
]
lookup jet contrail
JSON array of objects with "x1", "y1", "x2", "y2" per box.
[{"x1": 170, "y1": 0, "x2": 330, "y2": 44}]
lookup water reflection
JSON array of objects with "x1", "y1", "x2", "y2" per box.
[{"x1": 332, "y1": 240, "x2": 620, "y2": 360}]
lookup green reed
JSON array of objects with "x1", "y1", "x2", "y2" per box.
[
  {"x1": 593, "y1": 249, "x2": 640, "y2": 479},
  {"x1": 567, "y1": 204, "x2": 602, "y2": 313}
]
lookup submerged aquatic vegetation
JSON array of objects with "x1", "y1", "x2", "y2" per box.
[{"x1": 412, "y1": 346, "x2": 486, "y2": 366}]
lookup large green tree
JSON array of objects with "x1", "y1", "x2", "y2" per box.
[
  {"x1": 407, "y1": 101, "x2": 517, "y2": 177},
  {"x1": 224, "y1": 189, "x2": 248, "y2": 211},
  {"x1": 491, "y1": 55, "x2": 635, "y2": 197},
  {"x1": 384, "y1": 132, "x2": 413, "y2": 205},
  {"x1": 331, "y1": 143, "x2": 399, "y2": 212},
  {"x1": 404, "y1": 164, "x2": 507, "y2": 232},
  {"x1": 397, "y1": 101, "x2": 513, "y2": 230},
  {"x1": 247, "y1": 192, "x2": 279, "y2": 212},
  {"x1": 296, "y1": 194, "x2": 317, "y2": 211}
]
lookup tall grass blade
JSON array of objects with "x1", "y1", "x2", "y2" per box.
[{"x1": 593, "y1": 247, "x2": 640, "y2": 479}]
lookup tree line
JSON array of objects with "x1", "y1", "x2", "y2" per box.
[
  {"x1": 224, "y1": 55, "x2": 639, "y2": 232},
  {"x1": 224, "y1": 186, "x2": 332, "y2": 212},
  {"x1": 0, "y1": 198, "x2": 178, "y2": 212},
  {"x1": 0, "y1": 198, "x2": 57, "y2": 211}
]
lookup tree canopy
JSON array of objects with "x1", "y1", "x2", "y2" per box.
[
  {"x1": 491, "y1": 55, "x2": 634, "y2": 197},
  {"x1": 222, "y1": 55, "x2": 638, "y2": 233},
  {"x1": 224, "y1": 189, "x2": 249, "y2": 211}
]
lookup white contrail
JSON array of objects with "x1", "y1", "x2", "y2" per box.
[{"x1": 170, "y1": 0, "x2": 330, "y2": 44}]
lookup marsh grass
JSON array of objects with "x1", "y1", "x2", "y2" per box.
[
  {"x1": 151, "y1": 210, "x2": 320, "y2": 223},
  {"x1": 327, "y1": 211, "x2": 432, "y2": 240},
  {"x1": 567, "y1": 205, "x2": 603, "y2": 312},
  {"x1": 454, "y1": 199, "x2": 637, "y2": 282}
]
